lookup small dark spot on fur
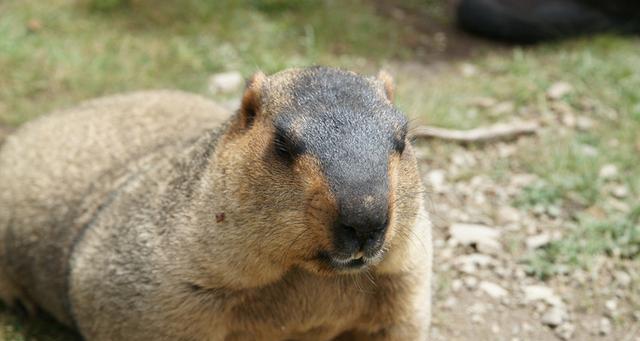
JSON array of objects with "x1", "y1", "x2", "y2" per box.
[
  {"x1": 187, "y1": 283, "x2": 205, "y2": 293},
  {"x1": 216, "y1": 212, "x2": 225, "y2": 223}
]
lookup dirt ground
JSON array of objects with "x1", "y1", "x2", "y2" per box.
[{"x1": 414, "y1": 137, "x2": 640, "y2": 341}]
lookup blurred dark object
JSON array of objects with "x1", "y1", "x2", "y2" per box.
[{"x1": 456, "y1": 0, "x2": 640, "y2": 43}]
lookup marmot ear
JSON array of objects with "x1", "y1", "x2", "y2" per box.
[
  {"x1": 377, "y1": 70, "x2": 395, "y2": 103},
  {"x1": 239, "y1": 71, "x2": 267, "y2": 128}
]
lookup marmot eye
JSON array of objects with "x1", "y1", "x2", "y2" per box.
[
  {"x1": 394, "y1": 134, "x2": 406, "y2": 154},
  {"x1": 274, "y1": 130, "x2": 297, "y2": 163}
]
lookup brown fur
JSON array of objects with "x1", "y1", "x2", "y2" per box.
[{"x1": 0, "y1": 68, "x2": 432, "y2": 340}]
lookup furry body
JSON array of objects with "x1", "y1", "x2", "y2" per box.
[{"x1": 0, "y1": 68, "x2": 432, "y2": 340}]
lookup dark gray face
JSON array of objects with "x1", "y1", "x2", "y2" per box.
[{"x1": 268, "y1": 67, "x2": 408, "y2": 269}]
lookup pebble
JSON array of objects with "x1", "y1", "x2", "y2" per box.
[
  {"x1": 468, "y1": 302, "x2": 487, "y2": 314},
  {"x1": 479, "y1": 281, "x2": 508, "y2": 299},
  {"x1": 523, "y1": 285, "x2": 563, "y2": 306},
  {"x1": 208, "y1": 71, "x2": 244, "y2": 94},
  {"x1": 443, "y1": 297, "x2": 458, "y2": 309},
  {"x1": 542, "y1": 306, "x2": 568, "y2": 327},
  {"x1": 491, "y1": 324, "x2": 500, "y2": 334},
  {"x1": 580, "y1": 144, "x2": 599, "y2": 157},
  {"x1": 497, "y1": 206, "x2": 521, "y2": 225},
  {"x1": 451, "y1": 279, "x2": 463, "y2": 292},
  {"x1": 510, "y1": 173, "x2": 538, "y2": 188},
  {"x1": 611, "y1": 185, "x2": 629, "y2": 198},
  {"x1": 547, "y1": 81, "x2": 573, "y2": 100},
  {"x1": 599, "y1": 317, "x2": 612, "y2": 336},
  {"x1": 449, "y1": 223, "x2": 502, "y2": 254},
  {"x1": 561, "y1": 112, "x2": 577, "y2": 128},
  {"x1": 555, "y1": 322, "x2": 575, "y2": 340},
  {"x1": 526, "y1": 233, "x2": 552, "y2": 250},
  {"x1": 576, "y1": 116, "x2": 595, "y2": 130},
  {"x1": 614, "y1": 271, "x2": 632, "y2": 287},
  {"x1": 460, "y1": 63, "x2": 478, "y2": 77},
  {"x1": 599, "y1": 164, "x2": 619, "y2": 180},
  {"x1": 426, "y1": 169, "x2": 447, "y2": 193},
  {"x1": 464, "y1": 276, "x2": 479, "y2": 289},
  {"x1": 493, "y1": 101, "x2": 515, "y2": 115},
  {"x1": 471, "y1": 314, "x2": 483, "y2": 323},
  {"x1": 454, "y1": 254, "x2": 494, "y2": 274}
]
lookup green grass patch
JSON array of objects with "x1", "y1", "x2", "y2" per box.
[
  {"x1": 0, "y1": 0, "x2": 415, "y2": 126},
  {"x1": 526, "y1": 207, "x2": 640, "y2": 279}
]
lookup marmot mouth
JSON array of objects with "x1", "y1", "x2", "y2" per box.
[{"x1": 316, "y1": 251, "x2": 369, "y2": 271}]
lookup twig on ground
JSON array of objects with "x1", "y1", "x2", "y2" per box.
[{"x1": 412, "y1": 120, "x2": 540, "y2": 144}]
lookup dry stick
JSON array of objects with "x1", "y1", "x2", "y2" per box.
[{"x1": 412, "y1": 121, "x2": 540, "y2": 143}]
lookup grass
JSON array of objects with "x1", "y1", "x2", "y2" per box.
[
  {"x1": 0, "y1": 0, "x2": 415, "y2": 126},
  {"x1": 1, "y1": 0, "x2": 640, "y2": 338},
  {"x1": 526, "y1": 207, "x2": 640, "y2": 280}
]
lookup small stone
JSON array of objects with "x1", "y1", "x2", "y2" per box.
[
  {"x1": 451, "y1": 279, "x2": 463, "y2": 292},
  {"x1": 464, "y1": 276, "x2": 478, "y2": 289},
  {"x1": 492, "y1": 101, "x2": 515, "y2": 115},
  {"x1": 611, "y1": 185, "x2": 629, "y2": 198},
  {"x1": 599, "y1": 164, "x2": 619, "y2": 180},
  {"x1": 614, "y1": 271, "x2": 632, "y2": 287},
  {"x1": 208, "y1": 71, "x2": 244, "y2": 94},
  {"x1": 476, "y1": 239, "x2": 503, "y2": 255},
  {"x1": 511, "y1": 325, "x2": 521, "y2": 335},
  {"x1": 523, "y1": 285, "x2": 563, "y2": 306},
  {"x1": 576, "y1": 116, "x2": 595, "y2": 130},
  {"x1": 547, "y1": 82, "x2": 573, "y2": 100},
  {"x1": 460, "y1": 63, "x2": 478, "y2": 77},
  {"x1": 471, "y1": 314, "x2": 483, "y2": 323},
  {"x1": 580, "y1": 144, "x2": 599, "y2": 157},
  {"x1": 454, "y1": 254, "x2": 494, "y2": 274},
  {"x1": 468, "y1": 302, "x2": 487, "y2": 314},
  {"x1": 443, "y1": 297, "x2": 458, "y2": 309},
  {"x1": 479, "y1": 281, "x2": 508, "y2": 299},
  {"x1": 497, "y1": 206, "x2": 521, "y2": 225},
  {"x1": 605, "y1": 299, "x2": 618, "y2": 312},
  {"x1": 426, "y1": 169, "x2": 447, "y2": 193},
  {"x1": 599, "y1": 317, "x2": 612, "y2": 336},
  {"x1": 449, "y1": 223, "x2": 502, "y2": 254},
  {"x1": 510, "y1": 173, "x2": 538, "y2": 188},
  {"x1": 546, "y1": 205, "x2": 562, "y2": 218},
  {"x1": 526, "y1": 233, "x2": 552, "y2": 250},
  {"x1": 491, "y1": 324, "x2": 500, "y2": 333},
  {"x1": 561, "y1": 112, "x2": 577, "y2": 128},
  {"x1": 556, "y1": 322, "x2": 575, "y2": 340},
  {"x1": 542, "y1": 306, "x2": 568, "y2": 327}
]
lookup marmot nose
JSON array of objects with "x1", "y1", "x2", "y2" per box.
[{"x1": 332, "y1": 210, "x2": 388, "y2": 257}]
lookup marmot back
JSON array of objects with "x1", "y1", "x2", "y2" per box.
[
  {"x1": 0, "y1": 67, "x2": 432, "y2": 340},
  {"x1": 0, "y1": 90, "x2": 231, "y2": 324}
]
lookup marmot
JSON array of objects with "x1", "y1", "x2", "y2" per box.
[{"x1": 0, "y1": 67, "x2": 432, "y2": 340}]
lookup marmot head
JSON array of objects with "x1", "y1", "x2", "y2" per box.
[{"x1": 219, "y1": 66, "x2": 422, "y2": 276}]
